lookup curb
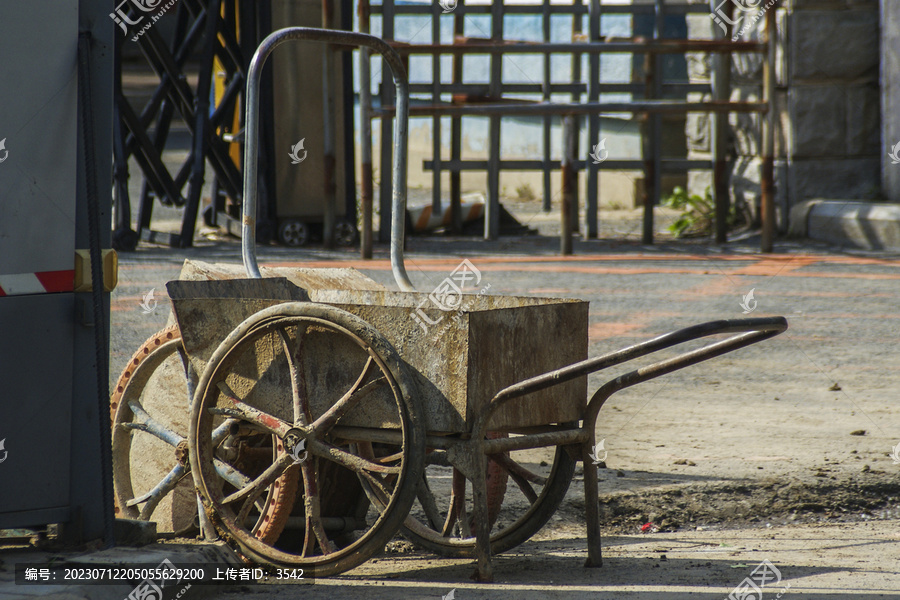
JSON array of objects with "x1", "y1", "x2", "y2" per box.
[
  {"x1": 790, "y1": 199, "x2": 900, "y2": 250},
  {"x1": 0, "y1": 542, "x2": 241, "y2": 600}
]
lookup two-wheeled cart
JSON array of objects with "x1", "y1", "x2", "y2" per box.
[{"x1": 111, "y1": 28, "x2": 787, "y2": 581}]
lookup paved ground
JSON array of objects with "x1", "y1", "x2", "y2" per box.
[{"x1": 101, "y1": 227, "x2": 900, "y2": 598}]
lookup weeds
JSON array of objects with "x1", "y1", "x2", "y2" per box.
[{"x1": 662, "y1": 186, "x2": 742, "y2": 238}]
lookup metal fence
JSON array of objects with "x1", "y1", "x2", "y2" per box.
[{"x1": 359, "y1": 0, "x2": 777, "y2": 253}]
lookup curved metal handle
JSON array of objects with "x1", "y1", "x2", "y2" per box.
[
  {"x1": 242, "y1": 27, "x2": 415, "y2": 291},
  {"x1": 472, "y1": 316, "x2": 789, "y2": 440}
]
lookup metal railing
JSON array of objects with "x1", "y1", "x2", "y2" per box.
[{"x1": 359, "y1": 0, "x2": 776, "y2": 252}]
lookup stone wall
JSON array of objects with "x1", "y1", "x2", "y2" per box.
[
  {"x1": 881, "y1": 0, "x2": 900, "y2": 202},
  {"x1": 687, "y1": 0, "x2": 880, "y2": 232}
]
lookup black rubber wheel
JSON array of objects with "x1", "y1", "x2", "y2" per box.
[
  {"x1": 203, "y1": 204, "x2": 217, "y2": 228},
  {"x1": 278, "y1": 220, "x2": 310, "y2": 247},
  {"x1": 112, "y1": 228, "x2": 139, "y2": 252},
  {"x1": 190, "y1": 302, "x2": 425, "y2": 577},
  {"x1": 335, "y1": 221, "x2": 359, "y2": 247}
]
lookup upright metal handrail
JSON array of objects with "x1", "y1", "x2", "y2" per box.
[{"x1": 242, "y1": 27, "x2": 415, "y2": 291}]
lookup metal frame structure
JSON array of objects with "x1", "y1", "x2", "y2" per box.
[
  {"x1": 360, "y1": 0, "x2": 776, "y2": 251},
  {"x1": 112, "y1": 0, "x2": 266, "y2": 250}
]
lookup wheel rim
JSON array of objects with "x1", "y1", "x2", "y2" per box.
[
  {"x1": 111, "y1": 326, "x2": 298, "y2": 542},
  {"x1": 335, "y1": 222, "x2": 358, "y2": 246},
  {"x1": 279, "y1": 222, "x2": 309, "y2": 247},
  {"x1": 190, "y1": 303, "x2": 424, "y2": 576},
  {"x1": 397, "y1": 437, "x2": 576, "y2": 557}
]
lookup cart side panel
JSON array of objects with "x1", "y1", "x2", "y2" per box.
[
  {"x1": 323, "y1": 301, "x2": 468, "y2": 433},
  {"x1": 167, "y1": 278, "x2": 308, "y2": 377},
  {"x1": 467, "y1": 301, "x2": 588, "y2": 430}
]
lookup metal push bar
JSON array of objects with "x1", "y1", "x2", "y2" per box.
[
  {"x1": 461, "y1": 316, "x2": 788, "y2": 579},
  {"x1": 242, "y1": 27, "x2": 415, "y2": 290}
]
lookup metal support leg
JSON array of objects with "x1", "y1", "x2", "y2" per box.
[
  {"x1": 583, "y1": 440, "x2": 602, "y2": 567},
  {"x1": 471, "y1": 445, "x2": 493, "y2": 582}
]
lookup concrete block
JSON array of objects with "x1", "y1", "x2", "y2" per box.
[
  {"x1": 795, "y1": 200, "x2": 900, "y2": 250},
  {"x1": 846, "y1": 84, "x2": 881, "y2": 156},
  {"x1": 789, "y1": 86, "x2": 846, "y2": 157},
  {"x1": 791, "y1": 10, "x2": 879, "y2": 81},
  {"x1": 788, "y1": 158, "x2": 881, "y2": 202}
]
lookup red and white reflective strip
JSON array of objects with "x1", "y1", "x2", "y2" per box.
[{"x1": 0, "y1": 270, "x2": 75, "y2": 297}]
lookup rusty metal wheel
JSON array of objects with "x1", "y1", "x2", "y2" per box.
[
  {"x1": 396, "y1": 436, "x2": 576, "y2": 557},
  {"x1": 190, "y1": 302, "x2": 424, "y2": 576},
  {"x1": 111, "y1": 325, "x2": 298, "y2": 543}
]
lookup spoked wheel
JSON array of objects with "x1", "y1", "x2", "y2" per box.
[
  {"x1": 190, "y1": 302, "x2": 425, "y2": 577},
  {"x1": 394, "y1": 433, "x2": 577, "y2": 557},
  {"x1": 111, "y1": 326, "x2": 298, "y2": 543}
]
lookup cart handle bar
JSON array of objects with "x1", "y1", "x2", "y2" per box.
[
  {"x1": 487, "y1": 316, "x2": 787, "y2": 417},
  {"x1": 242, "y1": 28, "x2": 414, "y2": 291}
]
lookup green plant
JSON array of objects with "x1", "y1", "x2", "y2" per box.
[
  {"x1": 662, "y1": 186, "x2": 737, "y2": 238},
  {"x1": 515, "y1": 182, "x2": 536, "y2": 202}
]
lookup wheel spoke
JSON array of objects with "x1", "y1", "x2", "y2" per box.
[
  {"x1": 214, "y1": 381, "x2": 292, "y2": 437},
  {"x1": 134, "y1": 463, "x2": 189, "y2": 520},
  {"x1": 211, "y1": 418, "x2": 239, "y2": 447},
  {"x1": 235, "y1": 482, "x2": 271, "y2": 532},
  {"x1": 490, "y1": 454, "x2": 540, "y2": 503},
  {"x1": 176, "y1": 346, "x2": 197, "y2": 409},
  {"x1": 277, "y1": 328, "x2": 310, "y2": 426},
  {"x1": 213, "y1": 457, "x2": 253, "y2": 491},
  {"x1": 310, "y1": 357, "x2": 382, "y2": 435},
  {"x1": 309, "y1": 439, "x2": 401, "y2": 475},
  {"x1": 221, "y1": 453, "x2": 293, "y2": 506},
  {"x1": 416, "y1": 477, "x2": 444, "y2": 531},
  {"x1": 442, "y1": 470, "x2": 466, "y2": 537},
  {"x1": 123, "y1": 400, "x2": 183, "y2": 447},
  {"x1": 489, "y1": 453, "x2": 546, "y2": 485},
  {"x1": 300, "y1": 460, "x2": 336, "y2": 556}
]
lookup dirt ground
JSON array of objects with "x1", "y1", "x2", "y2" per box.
[
  {"x1": 213, "y1": 521, "x2": 898, "y2": 599},
  {"x1": 106, "y1": 208, "x2": 900, "y2": 596}
]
